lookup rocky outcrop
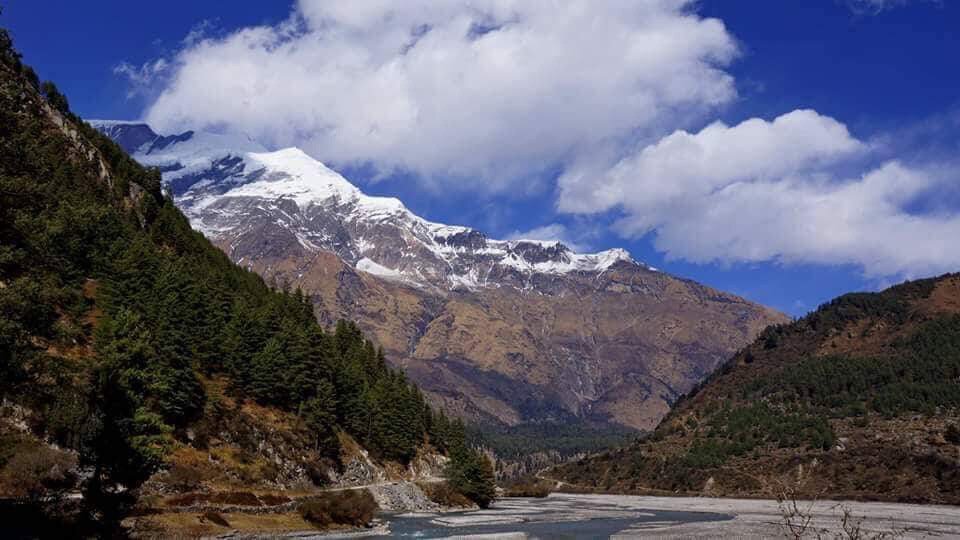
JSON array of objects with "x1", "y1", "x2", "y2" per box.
[{"x1": 368, "y1": 483, "x2": 439, "y2": 512}]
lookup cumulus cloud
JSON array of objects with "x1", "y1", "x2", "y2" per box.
[
  {"x1": 505, "y1": 223, "x2": 589, "y2": 252},
  {"x1": 139, "y1": 0, "x2": 738, "y2": 191},
  {"x1": 558, "y1": 109, "x2": 865, "y2": 214},
  {"x1": 126, "y1": 1, "x2": 959, "y2": 278},
  {"x1": 558, "y1": 109, "x2": 960, "y2": 277}
]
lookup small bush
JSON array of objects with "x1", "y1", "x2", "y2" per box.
[
  {"x1": 502, "y1": 479, "x2": 552, "y2": 498},
  {"x1": 209, "y1": 491, "x2": 261, "y2": 506},
  {"x1": 946, "y1": 424, "x2": 960, "y2": 445},
  {"x1": 257, "y1": 493, "x2": 291, "y2": 506},
  {"x1": 165, "y1": 464, "x2": 206, "y2": 492},
  {"x1": 299, "y1": 490, "x2": 378, "y2": 528},
  {"x1": 418, "y1": 481, "x2": 474, "y2": 507},
  {"x1": 0, "y1": 445, "x2": 77, "y2": 499},
  {"x1": 201, "y1": 511, "x2": 230, "y2": 527},
  {"x1": 306, "y1": 462, "x2": 330, "y2": 487},
  {"x1": 166, "y1": 490, "x2": 263, "y2": 507}
]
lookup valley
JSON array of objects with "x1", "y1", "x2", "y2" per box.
[
  {"x1": 2, "y1": 2, "x2": 960, "y2": 538},
  {"x1": 93, "y1": 121, "x2": 787, "y2": 437}
]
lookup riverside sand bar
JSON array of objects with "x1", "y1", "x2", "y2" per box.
[{"x1": 371, "y1": 493, "x2": 960, "y2": 539}]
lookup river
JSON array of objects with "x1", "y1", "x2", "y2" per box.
[
  {"x1": 356, "y1": 493, "x2": 960, "y2": 539},
  {"x1": 370, "y1": 494, "x2": 731, "y2": 539}
]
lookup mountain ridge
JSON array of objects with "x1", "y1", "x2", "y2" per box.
[
  {"x1": 89, "y1": 120, "x2": 651, "y2": 293},
  {"x1": 553, "y1": 273, "x2": 960, "y2": 503},
  {"x1": 93, "y1": 120, "x2": 789, "y2": 432}
]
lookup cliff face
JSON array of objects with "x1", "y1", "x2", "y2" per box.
[{"x1": 95, "y1": 122, "x2": 787, "y2": 430}]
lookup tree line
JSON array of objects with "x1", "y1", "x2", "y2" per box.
[{"x1": 0, "y1": 23, "x2": 494, "y2": 521}]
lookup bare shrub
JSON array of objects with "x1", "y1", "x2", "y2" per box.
[
  {"x1": 165, "y1": 463, "x2": 206, "y2": 492},
  {"x1": 0, "y1": 446, "x2": 77, "y2": 499},
  {"x1": 299, "y1": 490, "x2": 378, "y2": 528},
  {"x1": 201, "y1": 511, "x2": 230, "y2": 527},
  {"x1": 418, "y1": 481, "x2": 474, "y2": 507},
  {"x1": 777, "y1": 481, "x2": 905, "y2": 539},
  {"x1": 209, "y1": 491, "x2": 261, "y2": 506},
  {"x1": 776, "y1": 483, "x2": 819, "y2": 540},
  {"x1": 835, "y1": 504, "x2": 906, "y2": 540},
  {"x1": 502, "y1": 479, "x2": 552, "y2": 498}
]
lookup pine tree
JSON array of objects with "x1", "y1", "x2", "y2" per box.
[
  {"x1": 445, "y1": 443, "x2": 497, "y2": 508},
  {"x1": 250, "y1": 337, "x2": 288, "y2": 405},
  {"x1": 303, "y1": 379, "x2": 339, "y2": 457}
]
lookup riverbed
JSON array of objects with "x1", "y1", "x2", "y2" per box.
[{"x1": 358, "y1": 493, "x2": 960, "y2": 539}]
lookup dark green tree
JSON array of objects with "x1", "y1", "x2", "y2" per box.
[
  {"x1": 303, "y1": 379, "x2": 339, "y2": 457},
  {"x1": 40, "y1": 81, "x2": 70, "y2": 114},
  {"x1": 445, "y1": 444, "x2": 497, "y2": 508}
]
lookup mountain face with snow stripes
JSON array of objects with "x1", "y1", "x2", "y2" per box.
[
  {"x1": 93, "y1": 120, "x2": 788, "y2": 431},
  {"x1": 90, "y1": 121, "x2": 643, "y2": 293}
]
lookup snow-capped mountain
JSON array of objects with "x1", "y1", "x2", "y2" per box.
[
  {"x1": 91, "y1": 120, "x2": 642, "y2": 293},
  {"x1": 93, "y1": 121, "x2": 787, "y2": 431}
]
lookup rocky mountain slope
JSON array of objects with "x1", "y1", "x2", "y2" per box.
[
  {"x1": 554, "y1": 274, "x2": 960, "y2": 504},
  {"x1": 0, "y1": 36, "x2": 490, "y2": 536},
  {"x1": 93, "y1": 121, "x2": 787, "y2": 431}
]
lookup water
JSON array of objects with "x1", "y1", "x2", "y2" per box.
[{"x1": 371, "y1": 494, "x2": 732, "y2": 539}]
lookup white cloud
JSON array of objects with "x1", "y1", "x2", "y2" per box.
[
  {"x1": 505, "y1": 223, "x2": 588, "y2": 252},
  {"x1": 139, "y1": 0, "x2": 738, "y2": 192},
  {"x1": 126, "y1": 1, "x2": 960, "y2": 278},
  {"x1": 844, "y1": 0, "x2": 936, "y2": 14},
  {"x1": 114, "y1": 58, "x2": 170, "y2": 98},
  {"x1": 558, "y1": 109, "x2": 865, "y2": 214},
  {"x1": 558, "y1": 109, "x2": 960, "y2": 277}
]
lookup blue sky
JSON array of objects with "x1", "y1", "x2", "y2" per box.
[{"x1": 4, "y1": 1, "x2": 959, "y2": 316}]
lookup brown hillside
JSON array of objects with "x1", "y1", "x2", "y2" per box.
[
  {"x1": 221, "y1": 239, "x2": 787, "y2": 431},
  {"x1": 554, "y1": 274, "x2": 960, "y2": 504}
]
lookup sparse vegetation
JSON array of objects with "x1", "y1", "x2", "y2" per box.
[
  {"x1": 418, "y1": 481, "x2": 475, "y2": 507},
  {"x1": 201, "y1": 511, "x2": 230, "y2": 527},
  {"x1": 750, "y1": 315, "x2": 960, "y2": 417},
  {"x1": 0, "y1": 444, "x2": 77, "y2": 499},
  {"x1": 298, "y1": 490, "x2": 377, "y2": 528},
  {"x1": 502, "y1": 478, "x2": 553, "y2": 498},
  {"x1": 554, "y1": 273, "x2": 960, "y2": 502},
  {"x1": 777, "y1": 482, "x2": 905, "y2": 540}
]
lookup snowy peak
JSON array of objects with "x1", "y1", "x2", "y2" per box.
[
  {"x1": 231, "y1": 148, "x2": 364, "y2": 209},
  {"x1": 93, "y1": 122, "x2": 649, "y2": 292},
  {"x1": 89, "y1": 121, "x2": 786, "y2": 432}
]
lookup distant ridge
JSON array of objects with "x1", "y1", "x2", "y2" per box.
[{"x1": 555, "y1": 273, "x2": 960, "y2": 504}]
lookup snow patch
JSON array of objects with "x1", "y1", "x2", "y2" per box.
[{"x1": 356, "y1": 257, "x2": 405, "y2": 280}]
